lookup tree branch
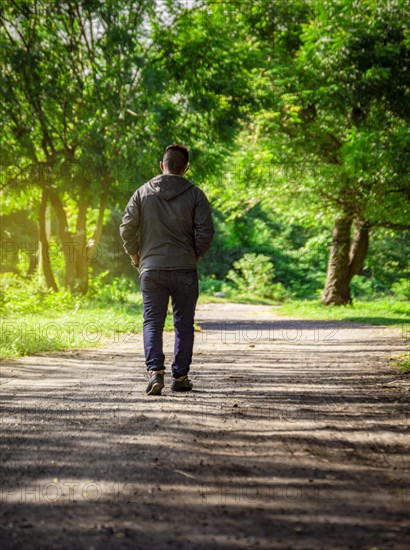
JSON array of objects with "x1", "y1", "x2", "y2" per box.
[{"x1": 371, "y1": 222, "x2": 410, "y2": 231}]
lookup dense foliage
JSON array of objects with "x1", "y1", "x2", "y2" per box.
[{"x1": 1, "y1": 0, "x2": 409, "y2": 315}]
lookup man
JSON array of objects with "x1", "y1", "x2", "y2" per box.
[{"x1": 120, "y1": 144, "x2": 214, "y2": 396}]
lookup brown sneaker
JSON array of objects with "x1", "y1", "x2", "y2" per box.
[
  {"x1": 146, "y1": 370, "x2": 165, "y2": 396},
  {"x1": 171, "y1": 375, "x2": 193, "y2": 392}
]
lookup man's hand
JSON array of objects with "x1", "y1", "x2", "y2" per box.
[{"x1": 129, "y1": 254, "x2": 139, "y2": 268}]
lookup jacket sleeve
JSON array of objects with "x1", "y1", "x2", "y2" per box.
[
  {"x1": 193, "y1": 188, "x2": 215, "y2": 257},
  {"x1": 119, "y1": 191, "x2": 141, "y2": 255}
]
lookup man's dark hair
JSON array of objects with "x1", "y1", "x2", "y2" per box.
[{"x1": 163, "y1": 144, "x2": 189, "y2": 175}]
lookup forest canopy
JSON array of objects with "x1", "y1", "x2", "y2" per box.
[{"x1": 1, "y1": 0, "x2": 409, "y2": 307}]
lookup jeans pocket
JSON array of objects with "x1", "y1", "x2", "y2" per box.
[
  {"x1": 177, "y1": 270, "x2": 197, "y2": 287},
  {"x1": 141, "y1": 271, "x2": 160, "y2": 291}
]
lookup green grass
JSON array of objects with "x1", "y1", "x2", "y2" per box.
[
  {"x1": 0, "y1": 293, "x2": 176, "y2": 360},
  {"x1": 0, "y1": 273, "x2": 179, "y2": 360},
  {"x1": 1, "y1": 272, "x2": 408, "y2": 360},
  {"x1": 1, "y1": 287, "x2": 276, "y2": 359},
  {"x1": 2, "y1": 307, "x2": 135, "y2": 359},
  {"x1": 391, "y1": 353, "x2": 410, "y2": 374},
  {"x1": 275, "y1": 298, "x2": 409, "y2": 326}
]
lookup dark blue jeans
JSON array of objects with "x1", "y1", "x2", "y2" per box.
[{"x1": 140, "y1": 269, "x2": 199, "y2": 378}]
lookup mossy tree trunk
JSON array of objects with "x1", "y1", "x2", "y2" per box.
[
  {"x1": 322, "y1": 216, "x2": 370, "y2": 305},
  {"x1": 39, "y1": 190, "x2": 58, "y2": 292}
]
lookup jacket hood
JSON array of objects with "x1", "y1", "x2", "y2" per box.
[{"x1": 148, "y1": 174, "x2": 194, "y2": 201}]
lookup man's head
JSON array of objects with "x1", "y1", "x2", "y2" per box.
[{"x1": 160, "y1": 144, "x2": 189, "y2": 175}]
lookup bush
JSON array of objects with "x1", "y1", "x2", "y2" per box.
[
  {"x1": 391, "y1": 278, "x2": 410, "y2": 300},
  {"x1": 0, "y1": 271, "x2": 144, "y2": 359},
  {"x1": 0, "y1": 272, "x2": 78, "y2": 314},
  {"x1": 87, "y1": 270, "x2": 138, "y2": 304},
  {"x1": 226, "y1": 253, "x2": 287, "y2": 300},
  {"x1": 0, "y1": 271, "x2": 139, "y2": 317},
  {"x1": 350, "y1": 275, "x2": 380, "y2": 299},
  {"x1": 199, "y1": 275, "x2": 225, "y2": 295}
]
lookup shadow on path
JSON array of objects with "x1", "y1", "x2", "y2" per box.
[{"x1": 0, "y1": 308, "x2": 409, "y2": 549}]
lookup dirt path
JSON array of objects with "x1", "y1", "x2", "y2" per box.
[{"x1": 1, "y1": 303, "x2": 409, "y2": 549}]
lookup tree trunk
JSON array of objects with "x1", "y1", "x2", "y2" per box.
[
  {"x1": 48, "y1": 190, "x2": 76, "y2": 290},
  {"x1": 26, "y1": 253, "x2": 38, "y2": 277},
  {"x1": 48, "y1": 178, "x2": 110, "y2": 294},
  {"x1": 322, "y1": 214, "x2": 353, "y2": 305},
  {"x1": 348, "y1": 219, "x2": 370, "y2": 281},
  {"x1": 39, "y1": 190, "x2": 58, "y2": 292},
  {"x1": 75, "y1": 199, "x2": 89, "y2": 294},
  {"x1": 87, "y1": 176, "x2": 110, "y2": 263},
  {"x1": 87, "y1": 194, "x2": 106, "y2": 261}
]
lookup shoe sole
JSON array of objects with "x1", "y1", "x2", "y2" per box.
[
  {"x1": 171, "y1": 385, "x2": 193, "y2": 392},
  {"x1": 146, "y1": 381, "x2": 164, "y2": 396}
]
